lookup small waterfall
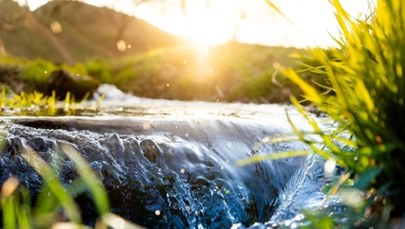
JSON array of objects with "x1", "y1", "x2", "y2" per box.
[{"x1": 0, "y1": 85, "x2": 329, "y2": 228}]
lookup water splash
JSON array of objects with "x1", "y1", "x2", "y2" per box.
[{"x1": 0, "y1": 85, "x2": 330, "y2": 228}]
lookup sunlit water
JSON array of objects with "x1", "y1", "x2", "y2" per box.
[{"x1": 0, "y1": 85, "x2": 335, "y2": 228}]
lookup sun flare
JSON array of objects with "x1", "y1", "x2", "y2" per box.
[
  {"x1": 21, "y1": 0, "x2": 373, "y2": 48},
  {"x1": 183, "y1": 0, "x2": 233, "y2": 49}
]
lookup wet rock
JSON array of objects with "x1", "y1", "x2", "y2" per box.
[
  {"x1": 0, "y1": 114, "x2": 327, "y2": 228},
  {"x1": 47, "y1": 69, "x2": 99, "y2": 100},
  {"x1": 140, "y1": 138, "x2": 161, "y2": 163}
]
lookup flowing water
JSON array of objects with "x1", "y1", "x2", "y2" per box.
[{"x1": 0, "y1": 85, "x2": 332, "y2": 228}]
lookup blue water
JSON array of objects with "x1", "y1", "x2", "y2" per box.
[{"x1": 0, "y1": 85, "x2": 331, "y2": 228}]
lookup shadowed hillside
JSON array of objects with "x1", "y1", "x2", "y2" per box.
[{"x1": 0, "y1": 0, "x2": 181, "y2": 63}]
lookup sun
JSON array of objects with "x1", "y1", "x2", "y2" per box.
[{"x1": 183, "y1": 0, "x2": 234, "y2": 49}]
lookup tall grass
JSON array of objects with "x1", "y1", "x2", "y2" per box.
[
  {"x1": 0, "y1": 138, "x2": 141, "y2": 228},
  {"x1": 285, "y1": 0, "x2": 405, "y2": 223}
]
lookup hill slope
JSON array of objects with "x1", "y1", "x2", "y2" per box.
[{"x1": 0, "y1": 0, "x2": 181, "y2": 63}]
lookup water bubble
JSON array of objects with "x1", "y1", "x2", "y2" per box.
[
  {"x1": 180, "y1": 168, "x2": 185, "y2": 174},
  {"x1": 155, "y1": 210, "x2": 161, "y2": 216}
]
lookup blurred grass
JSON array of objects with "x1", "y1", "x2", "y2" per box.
[
  {"x1": 1, "y1": 43, "x2": 317, "y2": 103},
  {"x1": 284, "y1": 0, "x2": 405, "y2": 225},
  {"x1": 0, "y1": 137, "x2": 140, "y2": 228}
]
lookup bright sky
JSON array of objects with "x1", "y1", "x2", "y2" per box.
[{"x1": 18, "y1": 0, "x2": 372, "y2": 48}]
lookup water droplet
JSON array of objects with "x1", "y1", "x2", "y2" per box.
[
  {"x1": 184, "y1": 132, "x2": 189, "y2": 138},
  {"x1": 180, "y1": 168, "x2": 185, "y2": 174},
  {"x1": 155, "y1": 210, "x2": 161, "y2": 216},
  {"x1": 324, "y1": 159, "x2": 336, "y2": 175},
  {"x1": 117, "y1": 40, "x2": 127, "y2": 52},
  {"x1": 50, "y1": 21, "x2": 62, "y2": 34}
]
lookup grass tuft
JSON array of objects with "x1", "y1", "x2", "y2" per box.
[{"x1": 284, "y1": 0, "x2": 405, "y2": 223}]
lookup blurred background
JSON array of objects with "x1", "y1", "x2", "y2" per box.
[{"x1": 0, "y1": 0, "x2": 371, "y2": 103}]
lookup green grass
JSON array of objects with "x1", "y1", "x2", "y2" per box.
[
  {"x1": 1, "y1": 43, "x2": 313, "y2": 103},
  {"x1": 0, "y1": 85, "x2": 100, "y2": 116},
  {"x1": 284, "y1": 0, "x2": 405, "y2": 225},
  {"x1": 85, "y1": 43, "x2": 308, "y2": 102},
  {"x1": 0, "y1": 136, "x2": 141, "y2": 228}
]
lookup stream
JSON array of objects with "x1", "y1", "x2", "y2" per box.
[{"x1": 0, "y1": 85, "x2": 333, "y2": 228}]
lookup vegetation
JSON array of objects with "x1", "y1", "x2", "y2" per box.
[
  {"x1": 0, "y1": 0, "x2": 180, "y2": 63},
  {"x1": 5, "y1": 0, "x2": 405, "y2": 227},
  {"x1": 0, "y1": 43, "x2": 312, "y2": 104},
  {"x1": 87, "y1": 43, "x2": 308, "y2": 102},
  {"x1": 0, "y1": 87, "x2": 95, "y2": 116},
  {"x1": 285, "y1": 0, "x2": 405, "y2": 226},
  {"x1": 0, "y1": 138, "x2": 139, "y2": 228},
  {"x1": 1, "y1": 0, "x2": 320, "y2": 104}
]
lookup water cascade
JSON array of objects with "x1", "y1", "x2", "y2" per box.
[{"x1": 0, "y1": 85, "x2": 330, "y2": 228}]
